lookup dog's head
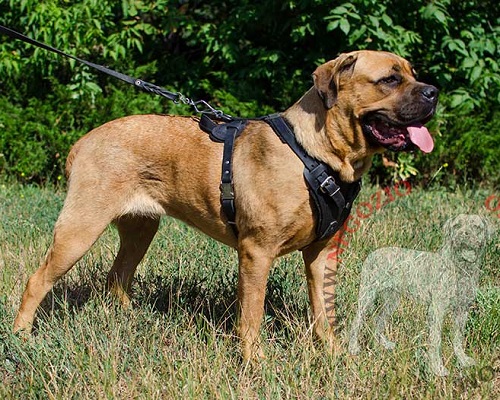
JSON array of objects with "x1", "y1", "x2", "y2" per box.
[
  {"x1": 313, "y1": 50, "x2": 438, "y2": 153},
  {"x1": 443, "y1": 214, "x2": 496, "y2": 263}
]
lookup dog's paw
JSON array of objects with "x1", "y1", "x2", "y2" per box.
[
  {"x1": 321, "y1": 332, "x2": 344, "y2": 356},
  {"x1": 13, "y1": 319, "x2": 33, "y2": 337},
  {"x1": 431, "y1": 363, "x2": 449, "y2": 377},
  {"x1": 377, "y1": 334, "x2": 396, "y2": 351},
  {"x1": 458, "y1": 354, "x2": 476, "y2": 368},
  {"x1": 242, "y1": 343, "x2": 266, "y2": 363},
  {"x1": 13, "y1": 329, "x2": 31, "y2": 342},
  {"x1": 348, "y1": 340, "x2": 361, "y2": 355},
  {"x1": 381, "y1": 339, "x2": 396, "y2": 351}
]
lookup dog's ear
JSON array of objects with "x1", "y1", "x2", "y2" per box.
[
  {"x1": 312, "y1": 53, "x2": 358, "y2": 109},
  {"x1": 481, "y1": 217, "x2": 497, "y2": 241},
  {"x1": 443, "y1": 217, "x2": 457, "y2": 240}
]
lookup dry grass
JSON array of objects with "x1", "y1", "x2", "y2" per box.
[{"x1": 1, "y1": 182, "x2": 499, "y2": 399}]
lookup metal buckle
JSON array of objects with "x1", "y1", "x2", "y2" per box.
[
  {"x1": 220, "y1": 182, "x2": 234, "y2": 200},
  {"x1": 320, "y1": 176, "x2": 338, "y2": 194}
]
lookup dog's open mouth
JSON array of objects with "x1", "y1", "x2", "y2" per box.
[
  {"x1": 363, "y1": 115, "x2": 434, "y2": 153},
  {"x1": 460, "y1": 247, "x2": 479, "y2": 263}
]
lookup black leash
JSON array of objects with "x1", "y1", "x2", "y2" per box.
[{"x1": 0, "y1": 24, "x2": 232, "y2": 121}]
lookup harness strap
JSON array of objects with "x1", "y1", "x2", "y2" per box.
[
  {"x1": 264, "y1": 114, "x2": 361, "y2": 241},
  {"x1": 214, "y1": 119, "x2": 248, "y2": 236}
]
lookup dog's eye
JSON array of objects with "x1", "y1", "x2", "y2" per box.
[{"x1": 378, "y1": 75, "x2": 401, "y2": 86}]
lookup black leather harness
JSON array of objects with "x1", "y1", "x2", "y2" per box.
[
  {"x1": 199, "y1": 113, "x2": 361, "y2": 242},
  {"x1": 200, "y1": 116, "x2": 249, "y2": 235}
]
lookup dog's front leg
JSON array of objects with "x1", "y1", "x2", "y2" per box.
[
  {"x1": 302, "y1": 229, "x2": 346, "y2": 353},
  {"x1": 452, "y1": 306, "x2": 476, "y2": 368},
  {"x1": 427, "y1": 302, "x2": 448, "y2": 376},
  {"x1": 237, "y1": 239, "x2": 274, "y2": 361}
]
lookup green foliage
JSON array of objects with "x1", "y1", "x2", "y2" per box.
[
  {"x1": 420, "y1": 107, "x2": 500, "y2": 187},
  {"x1": 0, "y1": 86, "x2": 173, "y2": 182},
  {"x1": 0, "y1": 0, "x2": 498, "y2": 184}
]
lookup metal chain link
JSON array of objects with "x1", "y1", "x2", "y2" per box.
[{"x1": 135, "y1": 80, "x2": 233, "y2": 121}]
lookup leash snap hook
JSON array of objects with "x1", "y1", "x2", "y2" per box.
[
  {"x1": 193, "y1": 100, "x2": 233, "y2": 121},
  {"x1": 174, "y1": 92, "x2": 190, "y2": 105}
]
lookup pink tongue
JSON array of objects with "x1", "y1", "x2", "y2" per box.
[{"x1": 407, "y1": 124, "x2": 434, "y2": 153}]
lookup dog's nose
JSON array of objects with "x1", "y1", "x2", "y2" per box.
[{"x1": 422, "y1": 85, "x2": 439, "y2": 103}]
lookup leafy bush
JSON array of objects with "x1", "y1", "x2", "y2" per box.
[
  {"x1": 0, "y1": 0, "x2": 498, "y2": 184},
  {"x1": 422, "y1": 106, "x2": 500, "y2": 187},
  {"x1": 0, "y1": 87, "x2": 173, "y2": 182}
]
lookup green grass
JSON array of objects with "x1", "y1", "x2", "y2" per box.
[{"x1": 1, "y1": 182, "x2": 499, "y2": 399}]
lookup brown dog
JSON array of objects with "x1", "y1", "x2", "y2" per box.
[{"x1": 13, "y1": 50, "x2": 438, "y2": 360}]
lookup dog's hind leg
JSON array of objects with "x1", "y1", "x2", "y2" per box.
[
  {"x1": 107, "y1": 215, "x2": 160, "y2": 307},
  {"x1": 13, "y1": 193, "x2": 116, "y2": 333},
  {"x1": 374, "y1": 290, "x2": 399, "y2": 350}
]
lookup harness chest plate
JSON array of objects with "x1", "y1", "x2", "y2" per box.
[{"x1": 199, "y1": 113, "x2": 361, "y2": 241}]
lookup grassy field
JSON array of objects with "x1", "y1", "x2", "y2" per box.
[{"x1": 1, "y1": 182, "x2": 499, "y2": 399}]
